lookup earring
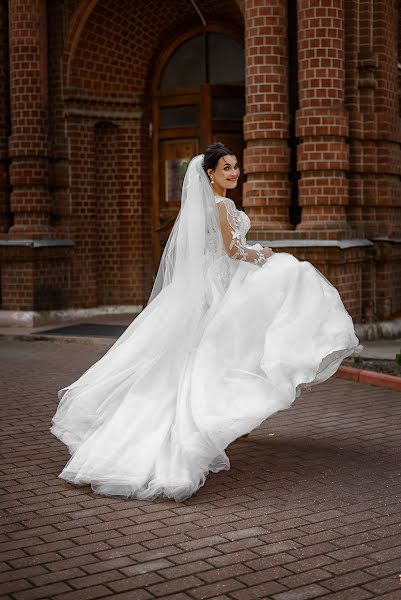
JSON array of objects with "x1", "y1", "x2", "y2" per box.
[{"x1": 211, "y1": 179, "x2": 214, "y2": 185}]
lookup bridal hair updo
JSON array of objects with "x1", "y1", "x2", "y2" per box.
[{"x1": 202, "y1": 142, "x2": 236, "y2": 180}]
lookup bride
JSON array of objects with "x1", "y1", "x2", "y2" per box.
[{"x1": 51, "y1": 142, "x2": 361, "y2": 502}]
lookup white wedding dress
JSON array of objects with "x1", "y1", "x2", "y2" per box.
[{"x1": 51, "y1": 161, "x2": 361, "y2": 502}]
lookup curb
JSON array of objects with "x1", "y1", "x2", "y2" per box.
[
  {"x1": 336, "y1": 365, "x2": 401, "y2": 392},
  {"x1": 0, "y1": 333, "x2": 114, "y2": 346}
]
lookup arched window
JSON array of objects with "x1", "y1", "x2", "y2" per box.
[
  {"x1": 159, "y1": 32, "x2": 245, "y2": 130},
  {"x1": 160, "y1": 32, "x2": 244, "y2": 89}
]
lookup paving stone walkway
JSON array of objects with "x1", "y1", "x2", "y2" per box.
[{"x1": 1, "y1": 338, "x2": 401, "y2": 600}]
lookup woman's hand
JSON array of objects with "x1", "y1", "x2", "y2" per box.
[{"x1": 262, "y1": 246, "x2": 274, "y2": 258}]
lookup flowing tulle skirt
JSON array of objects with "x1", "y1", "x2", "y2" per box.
[{"x1": 51, "y1": 252, "x2": 361, "y2": 501}]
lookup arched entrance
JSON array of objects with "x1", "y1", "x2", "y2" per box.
[{"x1": 152, "y1": 26, "x2": 245, "y2": 264}]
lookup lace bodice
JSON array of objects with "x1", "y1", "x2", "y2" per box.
[{"x1": 214, "y1": 195, "x2": 266, "y2": 265}]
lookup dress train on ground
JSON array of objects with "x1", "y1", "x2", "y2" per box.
[{"x1": 51, "y1": 251, "x2": 361, "y2": 502}]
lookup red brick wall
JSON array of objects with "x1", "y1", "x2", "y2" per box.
[
  {"x1": 295, "y1": 0, "x2": 350, "y2": 235},
  {"x1": 398, "y1": 3, "x2": 401, "y2": 116},
  {"x1": 373, "y1": 0, "x2": 401, "y2": 239},
  {"x1": 0, "y1": 0, "x2": 10, "y2": 234},
  {"x1": 52, "y1": 0, "x2": 244, "y2": 308},
  {"x1": 0, "y1": 0, "x2": 400, "y2": 325},
  {"x1": 95, "y1": 123, "x2": 120, "y2": 305},
  {"x1": 1, "y1": 246, "x2": 72, "y2": 311},
  {"x1": 94, "y1": 121, "x2": 147, "y2": 306},
  {"x1": 375, "y1": 243, "x2": 401, "y2": 320},
  {"x1": 7, "y1": 0, "x2": 51, "y2": 236},
  {"x1": 65, "y1": 0, "x2": 243, "y2": 97},
  {"x1": 243, "y1": 0, "x2": 292, "y2": 231},
  {"x1": 139, "y1": 102, "x2": 153, "y2": 303},
  {"x1": 347, "y1": 0, "x2": 401, "y2": 239},
  {"x1": 1, "y1": 261, "x2": 34, "y2": 311},
  {"x1": 47, "y1": 0, "x2": 70, "y2": 234}
]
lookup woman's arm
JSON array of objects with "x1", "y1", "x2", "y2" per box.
[{"x1": 217, "y1": 200, "x2": 273, "y2": 265}]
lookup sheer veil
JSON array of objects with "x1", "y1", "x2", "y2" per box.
[
  {"x1": 148, "y1": 153, "x2": 222, "y2": 305},
  {"x1": 53, "y1": 154, "x2": 225, "y2": 441},
  {"x1": 109, "y1": 152, "x2": 225, "y2": 353}
]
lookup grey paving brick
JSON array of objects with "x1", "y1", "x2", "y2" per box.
[{"x1": 2, "y1": 338, "x2": 400, "y2": 600}]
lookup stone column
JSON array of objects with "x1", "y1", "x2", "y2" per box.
[
  {"x1": 8, "y1": 0, "x2": 52, "y2": 237},
  {"x1": 296, "y1": 0, "x2": 351, "y2": 237},
  {"x1": 243, "y1": 0, "x2": 292, "y2": 234}
]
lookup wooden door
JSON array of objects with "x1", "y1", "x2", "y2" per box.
[
  {"x1": 209, "y1": 84, "x2": 245, "y2": 208},
  {"x1": 156, "y1": 139, "x2": 198, "y2": 254},
  {"x1": 152, "y1": 30, "x2": 246, "y2": 270}
]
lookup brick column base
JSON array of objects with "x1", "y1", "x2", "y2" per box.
[{"x1": 0, "y1": 242, "x2": 73, "y2": 311}]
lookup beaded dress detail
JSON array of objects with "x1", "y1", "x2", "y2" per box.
[{"x1": 214, "y1": 195, "x2": 266, "y2": 265}]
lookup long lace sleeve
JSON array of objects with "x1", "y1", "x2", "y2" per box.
[{"x1": 216, "y1": 198, "x2": 267, "y2": 266}]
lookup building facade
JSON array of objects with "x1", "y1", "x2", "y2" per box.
[{"x1": 0, "y1": 0, "x2": 400, "y2": 327}]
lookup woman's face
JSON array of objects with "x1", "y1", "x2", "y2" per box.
[{"x1": 208, "y1": 154, "x2": 240, "y2": 192}]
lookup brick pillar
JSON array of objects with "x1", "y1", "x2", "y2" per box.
[
  {"x1": 367, "y1": 0, "x2": 400, "y2": 238},
  {"x1": 347, "y1": 0, "x2": 401, "y2": 239},
  {"x1": 0, "y1": 1, "x2": 10, "y2": 233},
  {"x1": 47, "y1": 0, "x2": 70, "y2": 237},
  {"x1": 296, "y1": 0, "x2": 351, "y2": 236},
  {"x1": 8, "y1": 0, "x2": 52, "y2": 237},
  {"x1": 243, "y1": 0, "x2": 292, "y2": 234}
]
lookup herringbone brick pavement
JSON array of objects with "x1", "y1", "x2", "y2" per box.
[{"x1": 1, "y1": 338, "x2": 401, "y2": 600}]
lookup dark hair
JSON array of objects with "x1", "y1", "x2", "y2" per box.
[{"x1": 202, "y1": 142, "x2": 236, "y2": 177}]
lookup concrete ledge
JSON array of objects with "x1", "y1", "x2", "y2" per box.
[
  {"x1": 247, "y1": 239, "x2": 374, "y2": 249},
  {"x1": 0, "y1": 239, "x2": 74, "y2": 248},
  {"x1": 371, "y1": 237, "x2": 401, "y2": 244},
  {"x1": 336, "y1": 365, "x2": 401, "y2": 392},
  {"x1": 0, "y1": 305, "x2": 143, "y2": 327},
  {"x1": 0, "y1": 333, "x2": 115, "y2": 347},
  {"x1": 355, "y1": 318, "x2": 401, "y2": 341}
]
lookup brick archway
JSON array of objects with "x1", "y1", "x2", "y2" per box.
[
  {"x1": 63, "y1": 0, "x2": 244, "y2": 91},
  {"x1": 60, "y1": 0, "x2": 244, "y2": 309},
  {"x1": 63, "y1": 0, "x2": 98, "y2": 88}
]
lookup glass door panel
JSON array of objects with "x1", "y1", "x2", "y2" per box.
[
  {"x1": 159, "y1": 105, "x2": 199, "y2": 129},
  {"x1": 157, "y1": 139, "x2": 198, "y2": 250}
]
